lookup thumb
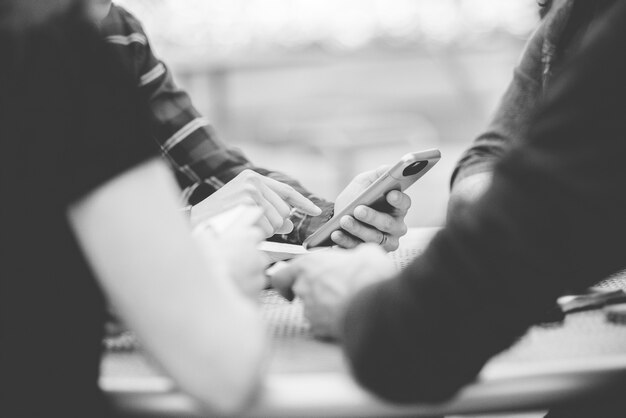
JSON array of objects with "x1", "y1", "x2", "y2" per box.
[{"x1": 353, "y1": 165, "x2": 389, "y2": 186}]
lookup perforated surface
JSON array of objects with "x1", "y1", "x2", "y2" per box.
[
  {"x1": 102, "y1": 229, "x2": 626, "y2": 388},
  {"x1": 594, "y1": 269, "x2": 626, "y2": 291},
  {"x1": 261, "y1": 290, "x2": 309, "y2": 339}
]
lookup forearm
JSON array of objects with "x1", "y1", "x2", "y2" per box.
[
  {"x1": 68, "y1": 161, "x2": 266, "y2": 413},
  {"x1": 345, "y1": 147, "x2": 626, "y2": 402},
  {"x1": 105, "y1": 5, "x2": 333, "y2": 242},
  {"x1": 451, "y1": 66, "x2": 541, "y2": 187},
  {"x1": 451, "y1": 16, "x2": 546, "y2": 188},
  {"x1": 344, "y1": 171, "x2": 572, "y2": 403},
  {"x1": 343, "y1": 5, "x2": 626, "y2": 401}
]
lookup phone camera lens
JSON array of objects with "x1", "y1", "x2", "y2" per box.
[{"x1": 402, "y1": 160, "x2": 428, "y2": 176}]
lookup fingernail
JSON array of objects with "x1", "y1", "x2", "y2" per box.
[
  {"x1": 388, "y1": 191, "x2": 399, "y2": 203},
  {"x1": 355, "y1": 206, "x2": 367, "y2": 219},
  {"x1": 340, "y1": 216, "x2": 352, "y2": 228}
]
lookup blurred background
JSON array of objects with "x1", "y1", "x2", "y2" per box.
[{"x1": 117, "y1": 0, "x2": 538, "y2": 227}]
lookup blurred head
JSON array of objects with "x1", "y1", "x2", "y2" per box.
[{"x1": 0, "y1": 0, "x2": 111, "y2": 31}]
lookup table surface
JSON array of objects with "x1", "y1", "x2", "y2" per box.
[{"x1": 101, "y1": 228, "x2": 626, "y2": 417}]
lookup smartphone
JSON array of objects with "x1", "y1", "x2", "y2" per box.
[{"x1": 303, "y1": 149, "x2": 441, "y2": 249}]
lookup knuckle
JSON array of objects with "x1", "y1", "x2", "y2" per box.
[
  {"x1": 242, "y1": 169, "x2": 256, "y2": 177},
  {"x1": 283, "y1": 184, "x2": 296, "y2": 194},
  {"x1": 382, "y1": 216, "x2": 394, "y2": 232},
  {"x1": 293, "y1": 279, "x2": 307, "y2": 296},
  {"x1": 359, "y1": 207, "x2": 371, "y2": 222},
  {"x1": 340, "y1": 235, "x2": 358, "y2": 248},
  {"x1": 402, "y1": 193, "x2": 412, "y2": 209},
  {"x1": 242, "y1": 183, "x2": 256, "y2": 194},
  {"x1": 245, "y1": 185, "x2": 262, "y2": 199}
]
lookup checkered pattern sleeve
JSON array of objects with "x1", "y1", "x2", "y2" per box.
[{"x1": 99, "y1": 3, "x2": 332, "y2": 243}]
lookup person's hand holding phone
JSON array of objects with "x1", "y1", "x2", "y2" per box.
[{"x1": 332, "y1": 166, "x2": 411, "y2": 251}]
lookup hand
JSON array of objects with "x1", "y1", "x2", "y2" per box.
[
  {"x1": 269, "y1": 245, "x2": 396, "y2": 339},
  {"x1": 332, "y1": 166, "x2": 411, "y2": 251},
  {"x1": 191, "y1": 170, "x2": 321, "y2": 238},
  {"x1": 195, "y1": 224, "x2": 269, "y2": 299}
]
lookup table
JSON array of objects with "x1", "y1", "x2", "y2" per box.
[{"x1": 101, "y1": 228, "x2": 626, "y2": 417}]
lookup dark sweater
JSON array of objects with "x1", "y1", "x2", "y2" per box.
[
  {"x1": 450, "y1": 0, "x2": 614, "y2": 187},
  {"x1": 342, "y1": 0, "x2": 626, "y2": 403}
]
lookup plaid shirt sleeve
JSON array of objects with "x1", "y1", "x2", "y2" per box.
[{"x1": 99, "y1": 4, "x2": 332, "y2": 244}]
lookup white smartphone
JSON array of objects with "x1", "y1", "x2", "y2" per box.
[{"x1": 303, "y1": 149, "x2": 441, "y2": 249}]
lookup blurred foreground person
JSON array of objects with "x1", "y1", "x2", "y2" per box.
[
  {"x1": 1, "y1": 1, "x2": 266, "y2": 416},
  {"x1": 271, "y1": 0, "x2": 626, "y2": 413}
]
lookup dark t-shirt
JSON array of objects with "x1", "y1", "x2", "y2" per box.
[
  {"x1": 342, "y1": 0, "x2": 626, "y2": 405},
  {"x1": 1, "y1": 11, "x2": 156, "y2": 417}
]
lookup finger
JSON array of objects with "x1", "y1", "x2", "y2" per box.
[
  {"x1": 340, "y1": 219, "x2": 400, "y2": 251},
  {"x1": 381, "y1": 235, "x2": 400, "y2": 252},
  {"x1": 268, "y1": 262, "x2": 299, "y2": 301},
  {"x1": 246, "y1": 186, "x2": 286, "y2": 233},
  {"x1": 225, "y1": 210, "x2": 267, "y2": 237},
  {"x1": 254, "y1": 217, "x2": 275, "y2": 238},
  {"x1": 243, "y1": 273, "x2": 268, "y2": 297},
  {"x1": 350, "y1": 165, "x2": 390, "y2": 187},
  {"x1": 263, "y1": 177, "x2": 322, "y2": 216},
  {"x1": 275, "y1": 219, "x2": 294, "y2": 235},
  {"x1": 228, "y1": 228, "x2": 266, "y2": 247},
  {"x1": 292, "y1": 276, "x2": 308, "y2": 300},
  {"x1": 339, "y1": 215, "x2": 384, "y2": 244},
  {"x1": 372, "y1": 164, "x2": 390, "y2": 177},
  {"x1": 330, "y1": 229, "x2": 361, "y2": 249},
  {"x1": 249, "y1": 226, "x2": 266, "y2": 244},
  {"x1": 258, "y1": 181, "x2": 292, "y2": 218},
  {"x1": 386, "y1": 190, "x2": 411, "y2": 213},
  {"x1": 238, "y1": 195, "x2": 279, "y2": 227},
  {"x1": 353, "y1": 206, "x2": 405, "y2": 236}
]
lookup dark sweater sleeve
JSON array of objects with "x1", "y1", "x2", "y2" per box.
[
  {"x1": 342, "y1": 2, "x2": 626, "y2": 404},
  {"x1": 451, "y1": 0, "x2": 576, "y2": 187},
  {"x1": 450, "y1": 20, "x2": 544, "y2": 187}
]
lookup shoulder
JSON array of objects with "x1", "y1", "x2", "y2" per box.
[
  {"x1": 100, "y1": 3, "x2": 148, "y2": 42},
  {"x1": 99, "y1": 3, "x2": 159, "y2": 79}
]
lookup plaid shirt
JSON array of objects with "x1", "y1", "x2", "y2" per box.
[{"x1": 100, "y1": 4, "x2": 333, "y2": 244}]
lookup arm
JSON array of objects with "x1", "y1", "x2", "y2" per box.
[
  {"x1": 449, "y1": 1, "x2": 574, "y2": 215},
  {"x1": 343, "y1": 3, "x2": 626, "y2": 403},
  {"x1": 68, "y1": 160, "x2": 267, "y2": 414},
  {"x1": 101, "y1": 5, "x2": 333, "y2": 242}
]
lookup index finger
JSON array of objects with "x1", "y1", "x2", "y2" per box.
[{"x1": 263, "y1": 178, "x2": 322, "y2": 216}]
